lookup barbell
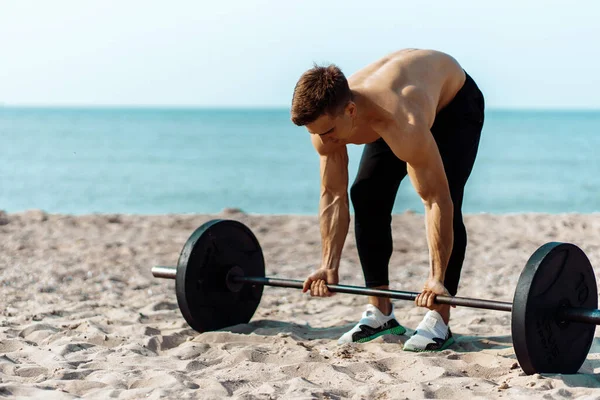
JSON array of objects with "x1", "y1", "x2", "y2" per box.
[{"x1": 151, "y1": 219, "x2": 599, "y2": 375}]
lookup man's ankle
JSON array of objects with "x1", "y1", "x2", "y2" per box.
[
  {"x1": 433, "y1": 307, "x2": 451, "y2": 325},
  {"x1": 369, "y1": 301, "x2": 392, "y2": 316}
]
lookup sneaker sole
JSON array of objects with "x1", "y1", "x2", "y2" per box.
[
  {"x1": 354, "y1": 325, "x2": 407, "y2": 343},
  {"x1": 403, "y1": 336, "x2": 455, "y2": 352}
]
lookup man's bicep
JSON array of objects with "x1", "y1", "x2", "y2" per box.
[
  {"x1": 405, "y1": 133, "x2": 451, "y2": 204},
  {"x1": 310, "y1": 135, "x2": 349, "y2": 193},
  {"x1": 320, "y1": 147, "x2": 349, "y2": 194}
]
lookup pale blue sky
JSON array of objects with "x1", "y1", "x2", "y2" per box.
[{"x1": 1, "y1": 0, "x2": 598, "y2": 109}]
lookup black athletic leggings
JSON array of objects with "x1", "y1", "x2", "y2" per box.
[{"x1": 350, "y1": 72, "x2": 485, "y2": 296}]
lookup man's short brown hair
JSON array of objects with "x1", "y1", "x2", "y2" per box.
[{"x1": 290, "y1": 64, "x2": 352, "y2": 126}]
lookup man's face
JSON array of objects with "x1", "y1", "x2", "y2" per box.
[{"x1": 305, "y1": 104, "x2": 355, "y2": 145}]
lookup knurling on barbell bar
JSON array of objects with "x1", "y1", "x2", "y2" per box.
[{"x1": 151, "y1": 219, "x2": 599, "y2": 375}]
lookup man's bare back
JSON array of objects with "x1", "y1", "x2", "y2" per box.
[{"x1": 348, "y1": 49, "x2": 465, "y2": 133}]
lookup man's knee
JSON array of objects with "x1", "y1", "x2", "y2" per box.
[
  {"x1": 453, "y1": 211, "x2": 465, "y2": 230},
  {"x1": 350, "y1": 179, "x2": 370, "y2": 210}
]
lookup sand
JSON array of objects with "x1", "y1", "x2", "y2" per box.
[{"x1": 1, "y1": 209, "x2": 600, "y2": 399}]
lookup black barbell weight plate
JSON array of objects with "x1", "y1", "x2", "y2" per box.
[
  {"x1": 175, "y1": 219, "x2": 265, "y2": 332},
  {"x1": 512, "y1": 242, "x2": 597, "y2": 374}
]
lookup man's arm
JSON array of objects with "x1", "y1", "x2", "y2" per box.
[
  {"x1": 381, "y1": 120, "x2": 453, "y2": 293},
  {"x1": 405, "y1": 133, "x2": 454, "y2": 284},
  {"x1": 302, "y1": 137, "x2": 349, "y2": 296},
  {"x1": 318, "y1": 145, "x2": 350, "y2": 272}
]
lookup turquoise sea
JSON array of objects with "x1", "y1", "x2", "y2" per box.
[{"x1": 1, "y1": 107, "x2": 599, "y2": 215}]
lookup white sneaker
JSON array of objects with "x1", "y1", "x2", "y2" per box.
[
  {"x1": 337, "y1": 304, "x2": 406, "y2": 344},
  {"x1": 403, "y1": 310, "x2": 454, "y2": 352}
]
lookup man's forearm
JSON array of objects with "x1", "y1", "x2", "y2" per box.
[
  {"x1": 424, "y1": 199, "x2": 454, "y2": 281},
  {"x1": 319, "y1": 190, "x2": 350, "y2": 270}
]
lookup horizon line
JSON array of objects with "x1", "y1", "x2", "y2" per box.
[{"x1": 1, "y1": 104, "x2": 600, "y2": 112}]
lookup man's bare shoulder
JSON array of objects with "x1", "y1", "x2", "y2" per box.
[
  {"x1": 354, "y1": 84, "x2": 434, "y2": 130},
  {"x1": 375, "y1": 113, "x2": 433, "y2": 165},
  {"x1": 310, "y1": 134, "x2": 347, "y2": 156},
  {"x1": 351, "y1": 48, "x2": 464, "y2": 125}
]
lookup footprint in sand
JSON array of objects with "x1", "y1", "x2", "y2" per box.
[
  {"x1": 0, "y1": 340, "x2": 24, "y2": 353},
  {"x1": 18, "y1": 323, "x2": 59, "y2": 341},
  {"x1": 53, "y1": 368, "x2": 95, "y2": 380},
  {"x1": 145, "y1": 333, "x2": 189, "y2": 353},
  {"x1": 54, "y1": 342, "x2": 96, "y2": 357},
  {"x1": 14, "y1": 366, "x2": 48, "y2": 379},
  {"x1": 184, "y1": 360, "x2": 207, "y2": 372}
]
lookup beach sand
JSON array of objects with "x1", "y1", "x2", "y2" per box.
[{"x1": 1, "y1": 210, "x2": 600, "y2": 399}]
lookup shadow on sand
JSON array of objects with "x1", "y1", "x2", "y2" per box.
[{"x1": 219, "y1": 319, "x2": 600, "y2": 386}]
